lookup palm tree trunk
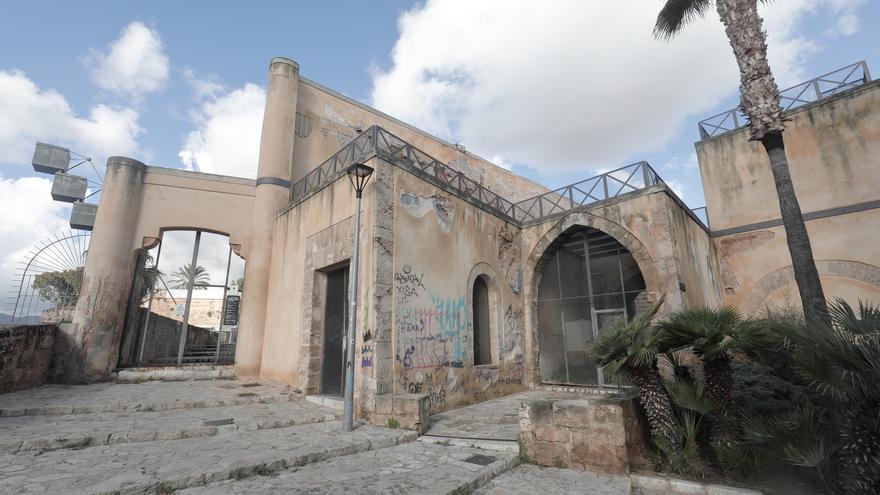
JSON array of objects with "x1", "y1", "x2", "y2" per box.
[
  {"x1": 703, "y1": 356, "x2": 738, "y2": 444},
  {"x1": 761, "y1": 133, "x2": 829, "y2": 326},
  {"x1": 630, "y1": 365, "x2": 682, "y2": 453},
  {"x1": 716, "y1": 0, "x2": 829, "y2": 325}
]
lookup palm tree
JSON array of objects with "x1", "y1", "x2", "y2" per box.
[
  {"x1": 587, "y1": 297, "x2": 683, "y2": 457},
  {"x1": 170, "y1": 263, "x2": 210, "y2": 290},
  {"x1": 659, "y1": 307, "x2": 741, "y2": 447},
  {"x1": 654, "y1": 0, "x2": 829, "y2": 326}
]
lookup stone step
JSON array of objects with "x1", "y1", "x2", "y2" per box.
[
  {"x1": 305, "y1": 394, "x2": 344, "y2": 411},
  {"x1": 0, "y1": 380, "x2": 289, "y2": 417},
  {"x1": 418, "y1": 434, "x2": 520, "y2": 453},
  {"x1": 113, "y1": 365, "x2": 235, "y2": 382},
  {"x1": 475, "y1": 464, "x2": 632, "y2": 494},
  {"x1": 178, "y1": 440, "x2": 519, "y2": 494},
  {"x1": 0, "y1": 421, "x2": 416, "y2": 495},
  {"x1": 0, "y1": 399, "x2": 338, "y2": 453}
]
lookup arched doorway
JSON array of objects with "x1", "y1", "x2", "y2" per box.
[
  {"x1": 472, "y1": 275, "x2": 491, "y2": 365},
  {"x1": 536, "y1": 226, "x2": 647, "y2": 385}
]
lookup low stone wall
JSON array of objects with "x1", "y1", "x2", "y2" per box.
[
  {"x1": 373, "y1": 393, "x2": 431, "y2": 433},
  {"x1": 0, "y1": 324, "x2": 57, "y2": 393},
  {"x1": 138, "y1": 310, "x2": 217, "y2": 363},
  {"x1": 519, "y1": 394, "x2": 648, "y2": 475}
]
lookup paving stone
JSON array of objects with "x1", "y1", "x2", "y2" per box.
[
  {"x1": 0, "y1": 400, "x2": 338, "y2": 453},
  {"x1": 180, "y1": 440, "x2": 519, "y2": 494},
  {"x1": 0, "y1": 421, "x2": 415, "y2": 495},
  {"x1": 475, "y1": 464, "x2": 632, "y2": 495},
  {"x1": 0, "y1": 380, "x2": 291, "y2": 417}
]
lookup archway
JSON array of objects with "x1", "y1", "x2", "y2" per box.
[{"x1": 533, "y1": 226, "x2": 648, "y2": 386}]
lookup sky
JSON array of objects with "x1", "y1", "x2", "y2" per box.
[{"x1": 2, "y1": 0, "x2": 879, "y2": 303}]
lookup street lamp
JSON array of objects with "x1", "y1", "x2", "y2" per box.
[{"x1": 343, "y1": 162, "x2": 374, "y2": 432}]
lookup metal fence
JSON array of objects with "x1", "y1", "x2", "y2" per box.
[
  {"x1": 288, "y1": 125, "x2": 708, "y2": 229},
  {"x1": 698, "y1": 61, "x2": 871, "y2": 139},
  {"x1": 511, "y1": 161, "x2": 664, "y2": 224}
]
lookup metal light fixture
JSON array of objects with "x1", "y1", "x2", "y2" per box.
[{"x1": 343, "y1": 162, "x2": 374, "y2": 432}]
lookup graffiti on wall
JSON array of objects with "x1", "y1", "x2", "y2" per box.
[
  {"x1": 393, "y1": 265, "x2": 425, "y2": 304},
  {"x1": 400, "y1": 191, "x2": 454, "y2": 233},
  {"x1": 396, "y1": 296, "x2": 467, "y2": 369},
  {"x1": 502, "y1": 305, "x2": 524, "y2": 362},
  {"x1": 360, "y1": 287, "x2": 373, "y2": 367}
]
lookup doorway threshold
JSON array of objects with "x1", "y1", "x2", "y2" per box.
[{"x1": 305, "y1": 394, "x2": 344, "y2": 411}]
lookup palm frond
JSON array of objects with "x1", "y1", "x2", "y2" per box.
[
  {"x1": 654, "y1": 0, "x2": 713, "y2": 40},
  {"x1": 659, "y1": 306, "x2": 740, "y2": 360}
]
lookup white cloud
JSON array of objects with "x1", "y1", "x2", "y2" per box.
[
  {"x1": 0, "y1": 175, "x2": 70, "y2": 300},
  {"x1": 88, "y1": 21, "x2": 170, "y2": 100},
  {"x1": 370, "y1": 0, "x2": 867, "y2": 174},
  {"x1": 0, "y1": 69, "x2": 142, "y2": 167},
  {"x1": 179, "y1": 76, "x2": 265, "y2": 179}
]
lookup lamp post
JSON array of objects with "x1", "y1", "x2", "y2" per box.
[{"x1": 343, "y1": 162, "x2": 374, "y2": 432}]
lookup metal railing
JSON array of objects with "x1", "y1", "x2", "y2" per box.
[
  {"x1": 691, "y1": 206, "x2": 709, "y2": 229},
  {"x1": 698, "y1": 61, "x2": 871, "y2": 139},
  {"x1": 288, "y1": 126, "x2": 700, "y2": 228},
  {"x1": 511, "y1": 161, "x2": 664, "y2": 224}
]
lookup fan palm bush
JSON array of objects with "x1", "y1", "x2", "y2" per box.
[
  {"x1": 659, "y1": 307, "x2": 742, "y2": 447},
  {"x1": 586, "y1": 297, "x2": 684, "y2": 462}
]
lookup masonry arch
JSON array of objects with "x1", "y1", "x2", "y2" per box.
[
  {"x1": 466, "y1": 262, "x2": 502, "y2": 366},
  {"x1": 522, "y1": 212, "x2": 662, "y2": 386},
  {"x1": 739, "y1": 260, "x2": 880, "y2": 316}
]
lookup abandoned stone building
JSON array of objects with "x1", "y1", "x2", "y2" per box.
[{"x1": 48, "y1": 57, "x2": 879, "y2": 428}]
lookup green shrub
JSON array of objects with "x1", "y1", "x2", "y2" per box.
[{"x1": 730, "y1": 360, "x2": 802, "y2": 419}]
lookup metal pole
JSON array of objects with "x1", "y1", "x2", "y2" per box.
[
  {"x1": 177, "y1": 231, "x2": 201, "y2": 366},
  {"x1": 343, "y1": 193, "x2": 363, "y2": 432}
]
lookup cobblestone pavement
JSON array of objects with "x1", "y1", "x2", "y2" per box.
[
  {"x1": 425, "y1": 390, "x2": 584, "y2": 440},
  {"x1": 181, "y1": 440, "x2": 519, "y2": 494},
  {"x1": 0, "y1": 400, "x2": 337, "y2": 453},
  {"x1": 0, "y1": 420, "x2": 414, "y2": 495},
  {"x1": 476, "y1": 464, "x2": 631, "y2": 494},
  {"x1": 0, "y1": 379, "x2": 290, "y2": 416}
]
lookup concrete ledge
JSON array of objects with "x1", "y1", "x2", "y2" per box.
[
  {"x1": 631, "y1": 473, "x2": 764, "y2": 495},
  {"x1": 417, "y1": 435, "x2": 519, "y2": 452},
  {"x1": 113, "y1": 365, "x2": 235, "y2": 383}
]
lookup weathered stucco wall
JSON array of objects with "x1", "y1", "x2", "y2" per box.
[
  {"x1": 696, "y1": 80, "x2": 880, "y2": 232},
  {"x1": 391, "y1": 166, "x2": 527, "y2": 414},
  {"x1": 697, "y1": 80, "x2": 880, "y2": 313},
  {"x1": 290, "y1": 78, "x2": 548, "y2": 202}
]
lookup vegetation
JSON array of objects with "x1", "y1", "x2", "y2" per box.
[
  {"x1": 169, "y1": 263, "x2": 210, "y2": 290},
  {"x1": 32, "y1": 267, "x2": 83, "y2": 307},
  {"x1": 654, "y1": 0, "x2": 829, "y2": 326},
  {"x1": 589, "y1": 298, "x2": 880, "y2": 493}
]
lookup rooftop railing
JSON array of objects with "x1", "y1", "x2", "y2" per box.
[
  {"x1": 698, "y1": 61, "x2": 871, "y2": 139},
  {"x1": 288, "y1": 125, "x2": 707, "y2": 229}
]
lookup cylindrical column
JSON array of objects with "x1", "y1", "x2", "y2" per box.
[
  {"x1": 65, "y1": 157, "x2": 145, "y2": 382},
  {"x1": 235, "y1": 57, "x2": 300, "y2": 378}
]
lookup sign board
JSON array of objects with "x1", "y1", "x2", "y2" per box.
[{"x1": 223, "y1": 295, "x2": 241, "y2": 326}]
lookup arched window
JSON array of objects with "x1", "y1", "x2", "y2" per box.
[
  {"x1": 472, "y1": 275, "x2": 491, "y2": 365},
  {"x1": 536, "y1": 227, "x2": 646, "y2": 385}
]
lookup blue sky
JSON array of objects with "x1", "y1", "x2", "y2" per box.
[{"x1": 1, "y1": 0, "x2": 879, "y2": 290}]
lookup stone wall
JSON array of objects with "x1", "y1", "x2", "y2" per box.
[
  {"x1": 519, "y1": 395, "x2": 648, "y2": 475},
  {"x1": 137, "y1": 310, "x2": 217, "y2": 363},
  {"x1": 0, "y1": 324, "x2": 57, "y2": 393}
]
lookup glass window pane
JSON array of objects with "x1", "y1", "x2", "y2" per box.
[
  {"x1": 620, "y1": 252, "x2": 645, "y2": 292},
  {"x1": 538, "y1": 252, "x2": 561, "y2": 301},
  {"x1": 589, "y1": 249, "x2": 622, "y2": 295},
  {"x1": 538, "y1": 301, "x2": 567, "y2": 383},
  {"x1": 593, "y1": 293, "x2": 627, "y2": 311},
  {"x1": 562, "y1": 299, "x2": 598, "y2": 385},
  {"x1": 196, "y1": 232, "x2": 232, "y2": 288},
  {"x1": 558, "y1": 237, "x2": 589, "y2": 299}
]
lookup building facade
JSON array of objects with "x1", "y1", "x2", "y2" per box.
[{"x1": 55, "y1": 58, "x2": 880, "y2": 428}]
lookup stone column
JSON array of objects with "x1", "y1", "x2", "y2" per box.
[
  {"x1": 62, "y1": 157, "x2": 145, "y2": 382},
  {"x1": 235, "y1": 57, "x2": 300, "y2": 378}
]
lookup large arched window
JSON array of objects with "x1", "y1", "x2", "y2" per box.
[
  {"x1": 536, "y1": 227, "x2": 646, "y2": 385},
  {"x1": 472, "y1": 275, "x2": 491, "y2": 365}
]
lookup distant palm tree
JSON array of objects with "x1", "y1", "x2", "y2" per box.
[
  {"x1": 170, "y1": 263, "x2": 210, "y2": 290},
  {"x1": 654, "y1": 0, "x2": 829, "y2": 325}
]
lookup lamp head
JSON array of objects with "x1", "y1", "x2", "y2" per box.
[{"x1": 346, "y1": 163, "x2": 374, "y2": 196}]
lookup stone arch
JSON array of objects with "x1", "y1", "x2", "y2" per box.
[
  {"x1": 466, "y1": 262, "x2": 502, "y2": 366},
  {"x1": 739, "y1": 260, "x2": 880, "y2": 315},
  {"x1": 521, "y1": 211, "x2": 663, "y2": 385}
]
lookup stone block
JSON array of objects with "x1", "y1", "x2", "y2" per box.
[
  {"x1": 552, "y1": 400, "x2": 591, "y2": 425},
  {"x1": 534, "y1": 424, "x2": 569, "y2": 443}
]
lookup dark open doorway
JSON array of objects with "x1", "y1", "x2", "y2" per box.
[{"x1": 320, "y1": 265, "x2": 349, "y2": 396}]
